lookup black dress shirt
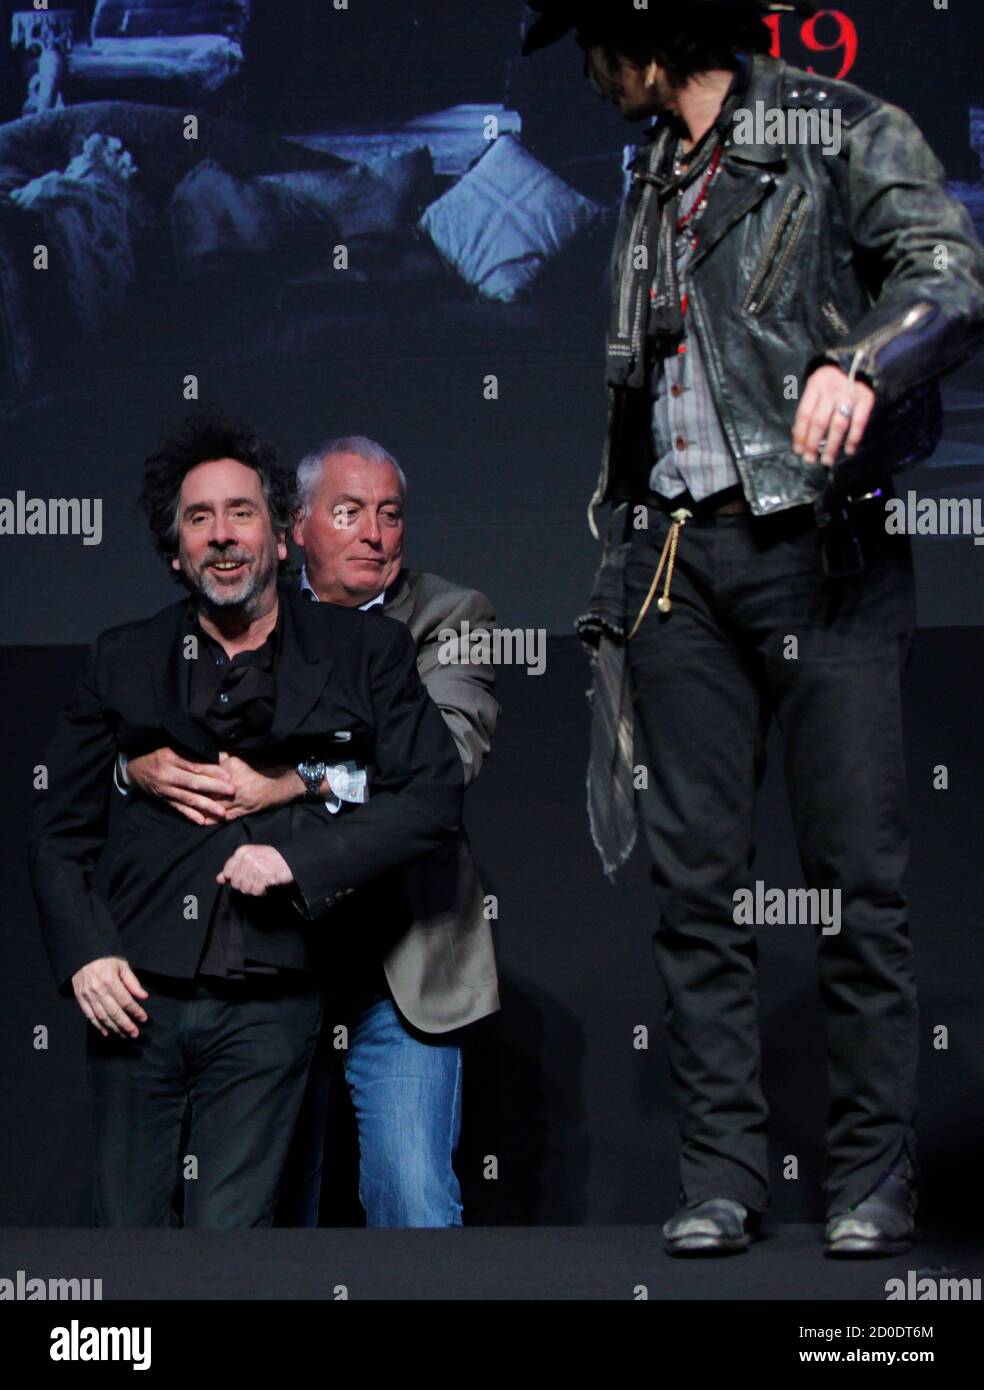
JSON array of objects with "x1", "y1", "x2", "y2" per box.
[{"x1": 187, "y1": 604, "x2": 306, "y2": 982}]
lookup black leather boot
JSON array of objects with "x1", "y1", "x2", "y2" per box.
[
  {"x1": 824, "y1": 1154, "x2": 918, "y2": 1257},
  {"x1": 662, "y1": 1197, "x2": 756, "y2": 1256}
]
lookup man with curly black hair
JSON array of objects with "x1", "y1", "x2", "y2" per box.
[
  {"x1": 29, "y1": 410, "x2": 463, "y2": 1227},
  {"x1": 137, "y1": 412, "x2": 295, "y2": 618}
]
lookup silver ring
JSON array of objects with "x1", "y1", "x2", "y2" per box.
[{"x1": 838, "y1": 402, "x2": 854, "y2": 419}]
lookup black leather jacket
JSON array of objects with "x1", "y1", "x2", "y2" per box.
[{"x1": 588, "y1": 53, "x2": 984, "y2": 538}]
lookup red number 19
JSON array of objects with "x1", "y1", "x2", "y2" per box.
[{"x1": 764, "y1": 9, "x2": 859, "y2": 80}]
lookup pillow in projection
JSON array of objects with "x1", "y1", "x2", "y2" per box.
[{"x1": 419, "y1": 134, "x2": 603, "y2": 303}]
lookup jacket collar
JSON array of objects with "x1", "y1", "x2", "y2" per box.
[
  {"x1": 298, "y1": 563, "x2": 411, "y2": 618},
  {"x1": 150, "y1": 588, "x2": 335, "y2": 758},
  {"x1": 682, "y1": 54, "x2": 788, "y2": 269},
  {"x1": 379, "y1": 567, "x2": 414, "y2": 624},
  {"x1": 149, "y1": 601, "x2": 216, "y2": 759},
  {"x1": 605, "y1": 53, "x2": 790, "y2": 389},
  {"x1": 723, "y1": 52, "x2": 788, "y2": 167},
  {"x1": 268, "y1": 587, "x2": 335, "y2": 743}
]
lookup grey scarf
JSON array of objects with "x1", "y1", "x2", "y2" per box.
[{"x1": 575, "y1": 502, "x2": 636, "y2": 880}]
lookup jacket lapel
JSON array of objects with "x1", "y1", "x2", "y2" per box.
[
  {"x1": 688, "y1": 160, "x2": 782, "y2": 270},
  {"x1": 690, "y1": 54, "x2": 787, "y2": 271},
  {"x1": 151, "y1": 602, "x2": 220, "y2": 761},
  {"x1": 380, "y1": 569, "x2": 415, "y2": 626},
  {"x1": 269, "y1": 588, "x2": 335, "y2": 743}
]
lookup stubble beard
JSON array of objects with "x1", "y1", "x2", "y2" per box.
[{"x1": 189, "y1": 550, "x2": 278, "y2": 623}]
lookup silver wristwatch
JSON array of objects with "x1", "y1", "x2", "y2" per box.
[{"x1": 296, "y1": 757, "x2": 327, "y2": 802}]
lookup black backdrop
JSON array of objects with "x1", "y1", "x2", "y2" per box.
[
  {"x1": 0, "y1": 0, "x2": 982, "y2": 1227},
  {"x1": 3, "y1": 633, "x2": 984, "y2": 1228}
]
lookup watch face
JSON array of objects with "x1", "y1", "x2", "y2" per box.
[
  {"x1": 299, "y1": 760, "x2": 326, "y2": 797},
  {"x1": 298, "y1": 760, "x2": 318, "y2": 787}
]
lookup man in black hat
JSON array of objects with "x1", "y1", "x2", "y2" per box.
[{"x1": 524, "y1": 1, "x2": 984, "y2": 1255}]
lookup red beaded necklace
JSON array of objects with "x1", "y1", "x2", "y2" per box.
[
  {"x1": 650, "y1": 138, "x2": 725, "y2": 351},
  {"x1": 675, "y1": 141, "x2": 724, "y2": 242}
]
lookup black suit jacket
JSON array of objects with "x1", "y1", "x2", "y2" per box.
[{"x1": 29, "y1": 587, "x2": 464, "y2": 993}]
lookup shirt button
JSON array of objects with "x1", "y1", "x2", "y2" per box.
[
  {"x1": 675, "y1": 436, "x2": 688, "y2": 450},
  {"x1": 218, "y1": 692, "x2": 230, "y2": 704},
  {"x1": 214, "y1": 655, "x2": 226, "y2": 666}
]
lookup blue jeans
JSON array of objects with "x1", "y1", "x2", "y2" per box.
[{"x1": 286, "y1": 984, "x2": 464, "y2": 1228}]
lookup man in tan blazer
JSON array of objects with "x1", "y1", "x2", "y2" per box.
[{"x1": 124, "y1": 435, "x2": 499, "y2": 1226}]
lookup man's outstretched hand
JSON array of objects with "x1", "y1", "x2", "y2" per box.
[
  {"x1": 72, "y1": 957, "x2": 149, "y2": 1038},
  {"x1": 127, "y1": 748, "x2": 303, "y2": 825},
  {"x1": 793, "y1": 364, "x2": 877, "y2": 467},
  {"x1": 217, "y1": 845, "x2": 294, "y2": 896}
]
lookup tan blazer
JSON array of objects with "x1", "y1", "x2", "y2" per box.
[{"x1": 373, "y1": 568, "x2": 500, "y2": 1032}]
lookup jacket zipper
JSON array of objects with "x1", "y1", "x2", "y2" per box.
[
  {"x1": 617, "y1": 139, "x2": 665, "y2": 340},
  {"x1": 619, "y1": 180, "x2": 655, "y2": 340},
  {"x1": 822, "y1": 299, "x2": 851, "y2": 337},
  {"x1": 742, "y1": 186, "x2": 809, "y2": 315},
  {"x1": 844, "y1": 301, "x2": 935, "y2": 377}
]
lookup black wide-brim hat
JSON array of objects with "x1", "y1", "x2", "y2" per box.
[{"x1": 521, "y1": 1, "x2": 819, "y2": 56}]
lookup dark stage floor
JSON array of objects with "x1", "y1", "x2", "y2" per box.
[{"x1": 1, "y1": 1225, "x2": 981, "y2": 1301}]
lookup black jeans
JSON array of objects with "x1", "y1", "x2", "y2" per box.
[
  {"x1": 86, "y1": 973, "x2": 322, "y2": 1227},
  {"x1": 624, "y1": 496, "x2": 919, "y2": 1216}
]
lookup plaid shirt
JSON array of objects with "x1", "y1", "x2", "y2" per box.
[{"x1": 648, "y1": 167, "x2": 740, "y2": 501}]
